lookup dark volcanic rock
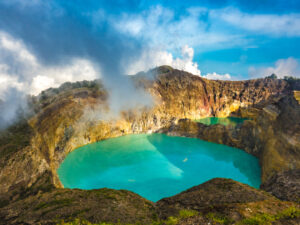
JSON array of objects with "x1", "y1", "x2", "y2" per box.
[
  {"x1": 0, "y1": 178, "x2": 299, "y2": 224},
  {"x1": 156, "y1": 178, "x2": 273, "y2": 219},
  {"x1": 261, "y1": 169, "x2": 300, "y2": 202},
  {"x1": 0, "y1": 188, "x2": 156, "y2": 225}
]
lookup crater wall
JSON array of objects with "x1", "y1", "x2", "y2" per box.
[{"x1": 0, "y1": 67, "x2": 298, "y2": 203}]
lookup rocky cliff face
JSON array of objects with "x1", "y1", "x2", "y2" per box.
[
  {"x1": 162, "y1": 94, "x2": 300, "y2": 190},
  {"x1": 0, "y1": 66, "x2": 299, "y2": 224}
]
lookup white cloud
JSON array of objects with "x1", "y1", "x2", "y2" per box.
[
  {"x1": 126, "y1": 45, "x2": 200, "y2": 75},
  {"x1": 181, "y1": 45, "x2": 194, "y2": 60},
  {"x1": 0, "y1": 32, "x2": 37, "y2": 66},
  {"x1": 0, "y1": 74, "x2": 23, "y2": 99},
  {"x1": 249, "y1": 57, "x2": 300, "y2": 78},
  {"x1": 0, "y1": 29, "x2": 235, "y2": 103},
  {"x1": 0, "y1": 31, "x2": 100, "y2": 128},
  {"x1": 214, "y1": 8, "x2": 300, "y2": 37},
  {"x1": 112, "y1": 5, "x2": 244, "y2": 50},
  {"x1": 31, "y1": 76, "x2": 55, "y2": 95},
  {"x1": 0, "y1": 31, "x2": 99, "y2": 97},
  {"x1": 127, "y1": 45, "x2": 232, "y2": 80},
  {"x1": 202, "y1": 72, "x2": 231, "y2": 80},
  {"x1": 34, "y1": 58, "x2": 99, "y2": 95}
]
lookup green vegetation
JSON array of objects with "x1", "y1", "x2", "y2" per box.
[
  {"x1": 284, "y1": 76, "x2": 300, "y2": 90},
  {"x1": 284, "y1": 76, "x2": 300, "y2": 82},
  {"x1": 240, "y1": 213, "x2": 275, "y2": 225},
  {"x1": 154, "y1": 65, "x2": 173, "y2": 74},
  {"x1": 34, "y1": 79, "x2": 106, "y2": 112},
  {"x1": 153, "y1": 209, "x2": 198, "y2": 225},
  {"x1": 239, "y1": 206, "x2": 300, "y2": 225},
  {"x1": 39, "y1": 80, "x2": 103, "y2": 101},
  {"x1": 206, "y1": 212, "x2": 232, "y2": 225},
  {"x1": 276, "y1": 206, "x2": 300, "y2": 220},
  {"x1": 266, "y1": 73, "x2": 278, "y2": 79},
  {"x1": 0, "y1": 118, "x2": 33, "y2": 162},
  {"x1": 163, "y1": 217, "x2": 178, "y2": 225},
  {"x1": 57, "y1": 207, "x2": 300, "y2": 225},
  {"x1": 57, "y1": 219, "x2": 115, "y2": 225},
  {"x1": 178, "y1": 209, "x2": 198, "y2": 218},
  {"x1": 57, "y1": 209, "x2": 199, "y2": 225},
  {"x1": 35, "y1": 198, "x2": 74, "y2": 210}
]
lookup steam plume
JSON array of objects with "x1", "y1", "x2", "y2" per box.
[{"x1": 0, "y1": 1, "x2": 151, "y2": 129}]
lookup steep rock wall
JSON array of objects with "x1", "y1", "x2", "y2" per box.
[{"x1": 161, "y1": 93, "x2": 300, "y2": 200}]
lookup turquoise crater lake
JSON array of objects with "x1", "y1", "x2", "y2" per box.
[
  {"x1": 58, "y1": 134, "x2": 261, "y2": 202},
  {"x1": 195, "y1": 117, "x2": 248, "y2": 126}
]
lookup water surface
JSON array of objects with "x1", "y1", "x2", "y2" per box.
[
  {"x1": 58, "y1": 134, "x2": 261, "y2": 202},
  {"x1": 195, "y1": 117, "x2": 248, "y2": 126}
]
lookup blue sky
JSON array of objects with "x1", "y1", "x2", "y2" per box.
[
  {"x1": 0, "y1": 0, "x2": 300, "y2": 98},
  {"x1": 1, "y1": 0, "x2": 300, "y2": 128},
  {"x1": 108, "y1": 0, "x2": 300, "y2": 79}
]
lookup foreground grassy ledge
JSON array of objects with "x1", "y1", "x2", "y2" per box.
[{"x1": 0, "y1": 179, "x2": 299, "y2": 224}]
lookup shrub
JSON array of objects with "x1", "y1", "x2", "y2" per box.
[
  {"x1": 164, "y1": 216, "x2": 178, "y2": 225},
  {"x1": 241, "y1": 213, "x2": 274, "y2": 225},
  {"x1": 179, "y1": 209, "x2": 198, "y2": 218},
  {"x1": 275, "y1": 206, "x2": 300, "y2": 220},
  {"x1": 206, "y1": 212, "x2": 232, "y2": 225}
]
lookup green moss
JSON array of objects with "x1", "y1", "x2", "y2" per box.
[
  {"x1": 51, "y1": 206, "x2": 300, "y2": 225},
  {"x1": 90, "y1": 189, "x2": 139, "y2": 203},
  {"x1": 206, "y1": 212, "x2": 232, "y2": 225},
  {"x1": 70, "y1": 208, "x2": 91, "y2": 217},
  {"x1": 241, "y1": 213, "x2": 275, "y2": 225},
  {"x1": 239, "y1": 206, "x2": 300, "y2": 225},
  {"x1": 57, "y1": 218, "x2": 114, "y2": 225},
  {"x1": 57, "y1": 218, "x2": 145, "y2": 225},
  {"x1": 275, "y1": 206, "x2": 300, "y2": 220},
  {"x1": 164, "y1": 216, "x2": 178, "y2": 225},
  {"x1": 178, "y1": 209, "x2": 198, "y2": 218},
  {"x1": 35, "y1": 198, "x2": 74, "y2": 210}
]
